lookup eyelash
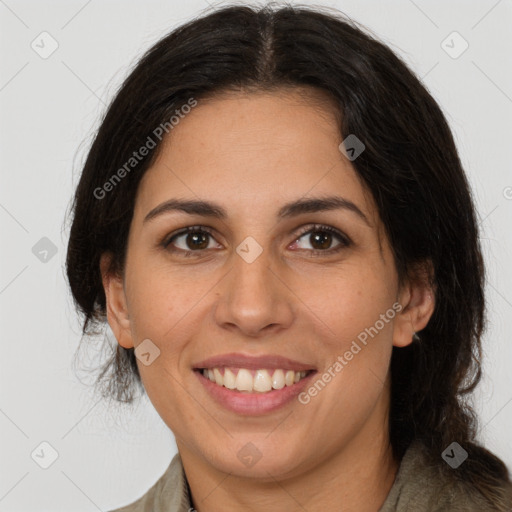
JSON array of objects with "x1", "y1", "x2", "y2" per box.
[{"x1": 161, "y1": 224, "x2": 351, "y2": 258}]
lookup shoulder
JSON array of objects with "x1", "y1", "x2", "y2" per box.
[
  {"x1": 108, "y1": 453, "x2": 192, "y2": 512},
  {"x1": 379, "y1": 440, "x2": 512, "y2": 512}
]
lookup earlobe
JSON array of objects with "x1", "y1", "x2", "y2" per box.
[
  {"x1": 99, "y1": 252, "x2": 134, "y2": 349},
  {"x1": 393, "y1": 263, "x2": 436, "y2": 348}
]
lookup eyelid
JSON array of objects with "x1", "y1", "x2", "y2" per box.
[
  {"x1": 161, "y1": 224, "x2": 218, "y2": 249},
  {"x1": 293, "y1": 223, "x2": 351, "y2": 247},
  {"x1": 161, "y1": 223, "x2": 351, "y2": 256}
]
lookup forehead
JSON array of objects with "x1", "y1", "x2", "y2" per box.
[{"x1": 134, "y1": 88, "x2": 378, "y2": 228}]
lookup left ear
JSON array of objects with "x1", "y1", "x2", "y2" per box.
[{"x1": 393, "y1": 260, "x2": 436, "y2": 348}]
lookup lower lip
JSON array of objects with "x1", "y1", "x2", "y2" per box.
[{"x1": 194, "y1": 370, "x2": 316, "y2": 415}]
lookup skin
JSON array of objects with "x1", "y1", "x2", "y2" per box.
[{"x1": 101, "y1": 88, "x2": 435, "y2": 512}]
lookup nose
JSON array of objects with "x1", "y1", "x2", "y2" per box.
[{"x1": 213, "y1": 246, "x2": 294, "y2": 338}]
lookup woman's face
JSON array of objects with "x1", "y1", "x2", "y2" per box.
[{"x1": 102, "y1": 88, "x2": 431, "y2": 479}]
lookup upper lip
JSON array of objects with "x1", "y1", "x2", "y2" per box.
[{"x1": 193, "y1": 353, "x2": 316, "y2": 371}]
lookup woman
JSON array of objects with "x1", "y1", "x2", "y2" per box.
[{"x1": 65, "y1": 3, "x2": 512, "y2": 511}]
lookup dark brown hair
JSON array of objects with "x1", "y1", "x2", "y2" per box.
[{"x1": 65, "y1": 2, "x2": 511, "y2": 509}]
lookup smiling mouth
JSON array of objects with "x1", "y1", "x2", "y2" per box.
[{"x1": 195, "y1": 367, "x2": 316, "y2": 393}]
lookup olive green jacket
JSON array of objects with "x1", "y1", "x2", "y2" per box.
[{"x1": 109, "y1": 441, "x2": 509, "y2": 511}]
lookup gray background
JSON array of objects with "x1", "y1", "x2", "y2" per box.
[{"x1": 1, "y1": 0, "x2": 511, "y2": 510}]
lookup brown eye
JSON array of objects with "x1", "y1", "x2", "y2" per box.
[
  {"x1": 308, "y1": 230, "x2": 334, "y2": 250},
  {"x1": 291, "y1": 224, "x2": 351, "y2": 256},
  {"x1": 162, "y1": 224, "x2": 350, "y2": 259},
  {"x1": 163, "y1": 226, "x2": 219, "y2": 255},
  {"x1": 182, "y1": 231, "x2": 210, "y2": 250}
]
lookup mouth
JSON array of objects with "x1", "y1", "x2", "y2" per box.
[
  {"x1": 192, "y1": 353, "x2": 317, "y2": 414},
  {"x1": 194, "y1": 366, "x2": 317, "y2": 415},
  {"x1": 194, "y1": 367, "x2": 316, "y2": 393}
]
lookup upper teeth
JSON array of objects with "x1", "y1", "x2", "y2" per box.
[{"x1": 201, "y1": 368, "x2": 309, "y2": 393}]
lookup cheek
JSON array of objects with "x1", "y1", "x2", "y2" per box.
[
  {"x1": 299, "y1": 263, "x2": 397, "y2": 406},
  {"x1": 303, "y1": 261, "x2": 397, "y2": 350},
  {"x1": 124, "y1": 265, "x2": 210, "y2": 390},
  {"x1": 303, "y1": 288, "x2": 396, "y2": 430},
  {"x1": 126, "y1": 264, "x2": 198, "y2": 343}
]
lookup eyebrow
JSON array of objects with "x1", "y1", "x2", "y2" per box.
[{"x1": 143, "y1": 196, "x2": 371, "y2": 226}]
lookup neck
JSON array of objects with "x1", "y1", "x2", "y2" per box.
[{"x1": 177, "y1": 387, "x2": 399, "y2": 512}]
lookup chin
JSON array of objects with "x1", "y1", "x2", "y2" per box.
[{"x1": 203, "y1": 441, "x2": 307, "y2": 480}]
